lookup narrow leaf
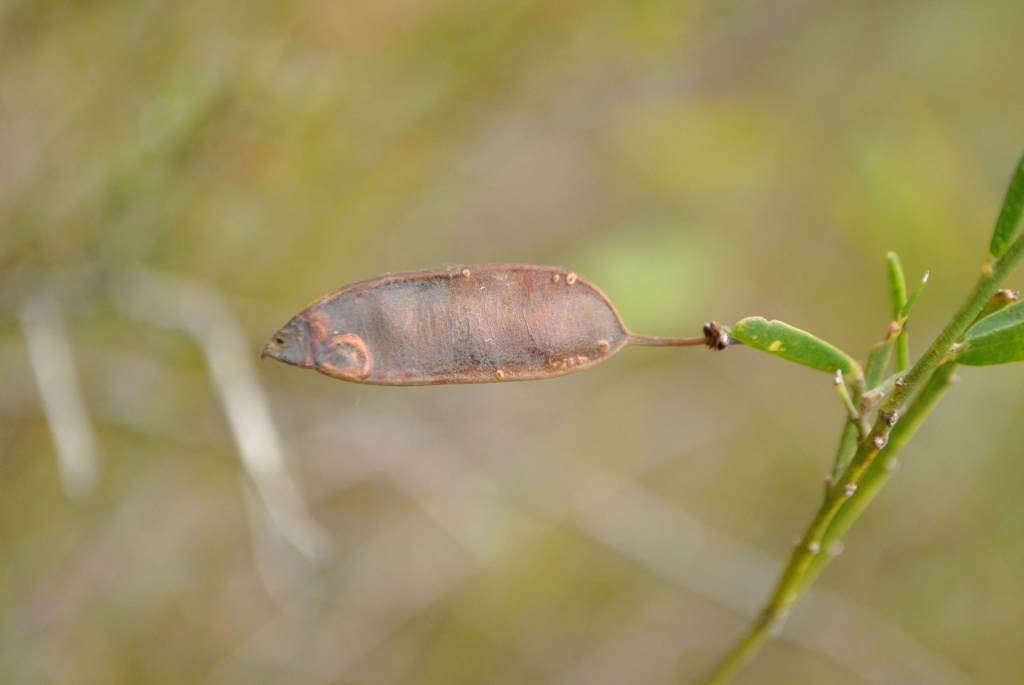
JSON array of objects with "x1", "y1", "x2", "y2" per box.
[
  {"x1": 990, "y1": 152, "x2": 1024, "y2": 259},
  {"x1": 971, "y1": 289, "x2": 1018, "y2": 326},
  {"x1": 887, "y1": 252, "x2": 910, "y2": 370},
  {"x1": 864, "y1": 336, "x2": 897, "y2": 389},
  {"x1": 956, "y1": 300, "x2": 1024, "y2": 366},
  {"x1": 729, "y1": 317, "x2": 855, "y2": 374},
  {"x1": 886, "y1": 252, "x2": 908, "y2": 319},
  {"x1": 831, "y1": 422, "x2": 860, "y2": 484},
  {"x1": 898, "y1": 271, "x2": 929, "y2": 321}
]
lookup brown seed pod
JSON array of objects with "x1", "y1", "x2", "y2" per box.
[{"x1": 262, "y1": 264, "x2": 714, "y2": 385}]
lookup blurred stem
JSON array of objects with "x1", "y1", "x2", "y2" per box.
[
  {"x1": 700, "y1": 622, "x2": 772, "y2": 685},
  {"x1": 699, "y1": 232, "x2": 1024, "y2": 685}
]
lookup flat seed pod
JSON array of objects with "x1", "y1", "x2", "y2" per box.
[{"x1": 263, "y1": 264, "x2": 712, "y2": 385}]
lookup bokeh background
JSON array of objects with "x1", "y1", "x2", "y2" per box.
[{"x1": 2, "y1": 1, "x2": 1024, "y2": 683}]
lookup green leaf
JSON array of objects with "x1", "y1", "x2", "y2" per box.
[
  {"x1": 990, "y1": 152, "x2": 1024, "y2": 259},
  {"x1": 971, "y1": 289, "x2": 1018, "y2": 326},
  {"x1": 956, "y1": 300, "x2": 1024, "y2": 366},
  {"x1": 864, "y1": 337, "x2": 897, "y2": 389},
  {"x1": 831, "y1": 422, "x2": 860, "y2": 483},
  {"x1": 886, "y1": 252, "x2": 907, "y2": 319},
  {"x1": 729, "y1": 317, "x2": 855, "y2": 374},
  {"x1": 898, "y1": 270, "x2": 928, "y2": 321},
  {"x1": 887, "y1": 252, "x2": 910, "y2": 371}
]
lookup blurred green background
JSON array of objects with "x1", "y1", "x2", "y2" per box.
[{"x1": 2, "y1": 1, "x2": 1024, "y2": 683}]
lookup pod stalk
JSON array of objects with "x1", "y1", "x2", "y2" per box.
[
  {"x1": 626, "y1": 334, "x2": 708, "y2": 347},
  {"x1": 627, "y1": 322, "x2": 734, "y2": 351}
]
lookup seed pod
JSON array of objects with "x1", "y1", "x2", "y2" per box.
[{"x1": 262, "y1": 264, "x2": 714, "y2": 385}]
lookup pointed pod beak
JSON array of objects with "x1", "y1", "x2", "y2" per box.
[
  {"x1": 261, "y1": 335, "x2": 284, "y2": 361},
  {"x1": 261, "y1": 316, "x2": 313, "y2": 367}
]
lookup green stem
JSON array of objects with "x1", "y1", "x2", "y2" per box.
[
  {"x1": 896, "y1": 329, "x2": 910, "y2": 372},
  {"x1": 701, "y1": 622, "x2": 773, "y2": 685},
  {"x1": 801, "y1": 286, "x2": 1012, "y2": 589},
  {"x1": 797, "y1": 362, "x2": 959, "y2": 594},
  {"x1": 700, "y1": 465, "x2": 863, "y2": 684},
  {"x1": 841, "y1": 233, "x2": 1024, "y2": 497},
  {"x1": 698, "y1": 233, "x2": 1024, "y2": 685}
]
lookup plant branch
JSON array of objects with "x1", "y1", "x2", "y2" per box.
[
  {"x1": 698, "y1": 230, "x2": 1024, "y2": 685},
  {"x1": 797, "y1": 361, "x2": 960, "y2": 594}
]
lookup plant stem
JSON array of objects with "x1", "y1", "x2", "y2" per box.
[
  {"x1": 700, "y1": 365, "x2": 959, "y2": 685},
  {"x1": 700, "y1": 621, "x2": 772, "y2": 685},
  {"x1": 797, "y1": 361, "x2": 960, "y2": 594},
  {"x1": 896, "y1": 329, "x2": 911, "y2": 372},
  {"x1": 698, "y1": 232, "x2": 1024, "y2": 685}
]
